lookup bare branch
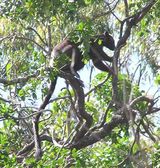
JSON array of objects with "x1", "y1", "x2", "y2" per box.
[
  {"x1": 49, "y1": 96, "x2": 69, "y2": 103},
  {"x1": 105, "y1": 0, "x2": 121, "y2": 22},
  {"x1": 1, "y1": 33, "x2": 48, "y2": 54},
  {"x1": 17, "y1": 134, "x2": 52, "y2": 157},
  {"x1": 60, "y1": 72, "x2": 93, "y2": 141},
  {"x1": 32, "y1": 77, "x2": 57, "y2": 160},
  {"x1": 27, "y1": 27, "x2": 47, "y2": 46},
  {"x1": 0, "y1": 71, "x2": 39, "y2": 85},
  {"x1": 141, "y1": 120, "x2": 156, "y2": 142},
  {"x1": 47, "y1": 24, "x2": 52, "y2": 57},
  {"x1": 92, "y1": 0, "x2": 119, "y2": 21},
  {"x1": 130, "y1": 96, "x2": 153, "y2": 108},
  {"x1": 67, "y1": 114, "x2": 127, "y2": 149},
  {"x1": 85, "y1": 73, "x2": 111, "y2": 97},
  {"x1": 112, "y1": 0, "x2": 156, "y2": 102},
  {"x1": 16, "y1": 36, "x2": 48, "y2": 54},
  {"x1": 0, "y1": 35, "x2": 13, "y2": 43},
  {"x1": 86, "y1": 101, "x2": 113, "y2": 136},
  {"x1": 7, "y1": 109, "x2": 52, "y2": 120},
  {"x1": 124, "y1": 0, "x2": 129, "y2": 18},
  {"x1": 0, "y1": 97, "x2": 11, "y2": 103}
]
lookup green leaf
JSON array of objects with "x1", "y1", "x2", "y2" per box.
[
  {"x1": 155, "y1": 74, "x2": 160, "y2": 85},
  {"x1": 77, "y1": 22, "x2": 85, "y2": 31}
]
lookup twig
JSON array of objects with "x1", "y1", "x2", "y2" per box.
[
  {"x1": 85, "y1": 73, "x2": 111, "y2": 97},
  {"x1": 0, "y1": 96, "x2": 11, "y2": 103},
  {"x1": 16, "y1": 36, "x2": 48, "y2": 54},
  {"x1": 27, "y1": 27, "x2": 47, "y2": 46}
]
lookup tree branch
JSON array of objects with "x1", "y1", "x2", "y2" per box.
[
  {"x1": 67, "y1": 114, "x2": 127, "y2": 149},
  {"x1": 60, "y1": 72, "x2": 93, "y2": 142},
  {"x1": 112, "y1": 0, "x2": 156, "y2": 102},
  {"x1": 0, "y1": 71, "x2": 39, "y2": 85},
  {"x1": 16, "y1": 36, "x2": 48, "y2": 54},
  {"x1": 27, "y1": 27, "x2": 47, "y2": 46},
  {"x1": 130, "y1": 96, "x2": 153, "y2": 108},
  {"x1": 17, "y1": 134, "x2": 52, "y2": 157},
  {"x1": 32, "y1": 77, "x2": 57, "y2": 160}
]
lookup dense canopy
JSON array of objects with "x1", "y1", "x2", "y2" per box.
[{"x1": 0, "y1": 0, "x2": 160, "y2": 167}]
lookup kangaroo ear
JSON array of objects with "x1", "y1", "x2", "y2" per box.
[{"x1": 104, "y1": 31, "x2": 109, "y2": 36}]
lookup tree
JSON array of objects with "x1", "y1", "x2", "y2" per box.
[{"x1": 0, "y1": 0, "x2": 159, "y2": 167}]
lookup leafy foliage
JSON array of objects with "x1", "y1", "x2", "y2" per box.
[{"x1": 0, "y1": 0, "x2": 159, "y2": 167}]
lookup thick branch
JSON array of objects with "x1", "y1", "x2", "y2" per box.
[
  {"x1": 60, "y1": 72, "x2": 93, "y2": 141},
  {"x1": 118, "y1": 0, "x2": 156, "y2": 48},
  {"x1": 32, "y1": 77, "x2": 57, "y2": 160},
  {"x1": 17, "y1": 134, "x2": 52, "y2": 156},
  {"x1": 130, "y1": 96, "x2": 153, "y2": 107},
  {"x1": 68, "y1": 115, "x2": 127, "y2": 149},
  {"x1": 112, "y1": 0, "x2": 156, "y2": 102}
]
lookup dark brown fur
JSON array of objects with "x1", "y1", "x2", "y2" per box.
[{"x1": 51, "y1": 31, "x2": 115, "y2": 75}]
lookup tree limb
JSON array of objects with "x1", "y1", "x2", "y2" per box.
[
  {"x1": 32, "y1": 77, "x2": 57, "y2": 160},
  {"x1": 67, "y1": 114, "x2": 127, "y2": 149},
  {"x1": 60, "y1": 72, "x2": 93, "y2": 142},
  {"x1": 0, "y1": 71, "x2": 39, "y2": 85}
]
